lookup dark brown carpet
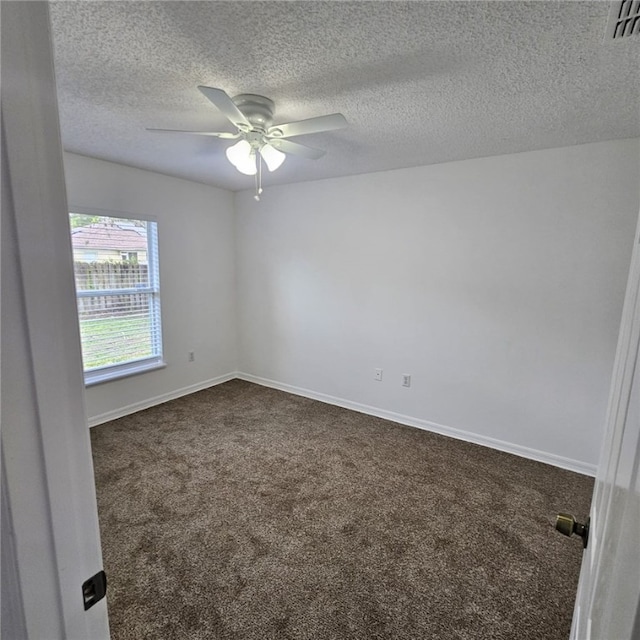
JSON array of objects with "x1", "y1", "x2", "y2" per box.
[{"x1": 90, "y1": 379, "x2": 593, "y2": 640}]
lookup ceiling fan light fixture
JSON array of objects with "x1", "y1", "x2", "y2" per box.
[
  {"x1": 260, "y1": 143, "x2": 286, "y2": 172},
  {"x1": 225, "y1": 139, "x2": 257, "y2": 175},
  {"x1": 150, "y1": 86, "x2": 348, "y2": 187}
]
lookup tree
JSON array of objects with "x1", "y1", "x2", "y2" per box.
[
  {"x1": 69, "y1": 213, "x2": 102, "y2": 228},
  {"x1": 69, "y1": 214, "x2": 146, "y2": 229}
]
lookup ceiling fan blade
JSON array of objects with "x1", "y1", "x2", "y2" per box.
[
  {"x1": 268, "y1": 113, "x2": 347, "y2": 139},
  {"x1": 147, "y1": 128, "x2": 239, "y2": 139},
  {"x1": 269, "y1": 139, "x2": 326, "y2": 160},
  {"x1": 197, "y1": 86, "x2": 251, "y2": 130}
]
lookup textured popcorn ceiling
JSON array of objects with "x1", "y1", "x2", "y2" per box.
[{"x1": 49, "y1": 1, "x2": 639, "y2": 192}]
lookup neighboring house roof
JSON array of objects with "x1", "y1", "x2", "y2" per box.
[{"x1": 71, "y1": 223, "x2": 147, "y2": 252}]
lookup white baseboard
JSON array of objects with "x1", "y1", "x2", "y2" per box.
[
  {"x1": 87, "y1": 372, "x2": 237, "y2": 427},
  {"x1": 236, "y1": 372, "x2": 597, "y2": 477},
  {"x1": 89, "y1": 370, "x2": 597, "y2": 476}
]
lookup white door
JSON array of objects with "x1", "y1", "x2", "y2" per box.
[
  {"x1": 1, "y1": 2, "x2": 110, "y2": 638},
  {"x1": 569, "y1": 208, "x2": 640, "y2": 639}
]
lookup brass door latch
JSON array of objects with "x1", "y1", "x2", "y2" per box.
[{"x1": 555, "y1": 513, "x2": 590, "y2": 549}]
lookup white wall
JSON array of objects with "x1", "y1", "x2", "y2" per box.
[
  {"x1": 235, "y1": 139, "x2": 640, "y2": 473},
  {"x1": 63, "y1": 153, "x2": 237, "y2": 423}
]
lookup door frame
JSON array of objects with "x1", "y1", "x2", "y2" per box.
[
  {"x1": 570, "y1": 202, "x2": 640, "y2": 639},
  {"x1": 1, "y1": 2, "x2": 109, "y2": 638}
]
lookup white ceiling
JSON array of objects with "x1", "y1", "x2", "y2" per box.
[{"x1": 49, "y1": 1, "x2": 639, "y2": 192}]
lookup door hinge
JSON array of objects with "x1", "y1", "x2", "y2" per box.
[{"x1": 82, "y1": 570, "x2": 107, "y2": 610}]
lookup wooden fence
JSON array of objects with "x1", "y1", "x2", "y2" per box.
[{"x1": 74, "y1": 262, "x2": 150, "y2": 319}]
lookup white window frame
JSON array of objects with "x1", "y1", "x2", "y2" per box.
[{"x1": 69, "y1": 207, "x2": 165, "y2": 386}]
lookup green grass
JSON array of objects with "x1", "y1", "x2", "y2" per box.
[{"x1": 79, "y1": 315, "x2": 153, "y2": 370}]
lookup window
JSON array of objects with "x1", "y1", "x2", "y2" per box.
[
  {"x1": 82, "y1": 250, "x2": 98, "y2": 262},
  {"x1": 70, "y1": 213, "x2": 164, "y2": 385}
]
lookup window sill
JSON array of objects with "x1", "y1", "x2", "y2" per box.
[{"x1": 84, "y1": 359, "x2": 166, "y2": 387}]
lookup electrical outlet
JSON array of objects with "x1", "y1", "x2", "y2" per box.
[
  {"x1": 402, "y1": 374, "x2": 411, "y2": 387},
  {"x1": 374, "y1": 368, "x2": 383, "y2": 381},
  {"x1": 188, "y1": 351, "x2": 195, "y2": 362}
]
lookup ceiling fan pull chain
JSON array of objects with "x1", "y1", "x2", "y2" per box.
[
  {"x1": 254, "y1": 153, "x2": 263, "y2": 201},
  {"x1": 254, "y1": 157, "x2": 260, "y2": 201}
]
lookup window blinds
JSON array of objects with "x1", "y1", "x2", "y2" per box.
[{"x1": 70, "y1": 214, "x2": 163, "y2": 381}]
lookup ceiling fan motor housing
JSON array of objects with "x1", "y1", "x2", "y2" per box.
[{"x1": 232, "y1": 94, "x2": 275, "y2": 132}]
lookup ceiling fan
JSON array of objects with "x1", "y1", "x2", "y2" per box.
[{"x1": 148, "y1": 86, "x2": 348, "y2": 197}]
